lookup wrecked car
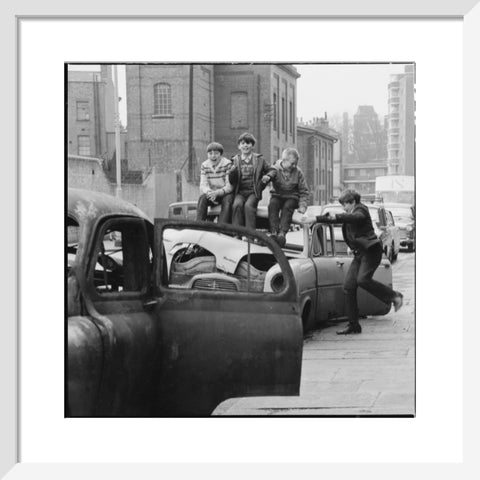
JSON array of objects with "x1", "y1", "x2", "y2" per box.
[{"x1": 67, "y1": 188, "x2": 303, "y2": 417}]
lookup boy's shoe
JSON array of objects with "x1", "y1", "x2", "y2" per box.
[
  {"x1": 336, "y1": 323, "x2": 362, "y2": 335},
  {"x1": 393, "y1": 292, "x2": 404, "y2": 312},
  {"x1": 275, "y1": 233, "x2": 286, "y2": 248}
]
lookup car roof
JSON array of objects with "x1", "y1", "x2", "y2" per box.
[{"x1": 68, "y1": 188, "x2": 151, "y2": 223}]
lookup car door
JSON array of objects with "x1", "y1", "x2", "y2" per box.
[
  {"x1": 153, "y1": 219, "x2": 303, "y2": 416},
  {"x1": 68, "y1": 215, "x2": 160, "y2": 417},
  {"x1": 319, "y1": 220, "x2": 394, "y2": 320},
  {"x1": 310, "y1": 223, "x2": 347, "y2": 321}
]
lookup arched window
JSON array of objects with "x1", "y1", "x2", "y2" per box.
[{"x1": 154, "y1": 83, "x2": 172, "y2": 116}]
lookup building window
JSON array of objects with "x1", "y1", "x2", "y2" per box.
[
  {"x1": 231, "y1": 92, "x2": 248, "y2": 129},
  {"x1": 273, "y1": 93, "x2": 277, "y2": 131},
  {"x1": 281, "y1": 97, "x2": 286, "y2": 133},
  {"x1": 359, "y1": 169, "x2": 367, "y2": 176},
  {"x1": 76, "y1": 101, "x2": 90, "y2": 121},
  {"x1": 153, "y1": 83, "x2": 172, "y2": 116},
  {"x1": 273, "y1": 147, "x2": 280, "y2": 162},
  {"x1": 321, "y1": 143, "x2": 325, "y2": 159},
  {"x1": 375, "y1": 168, "x2": 385, "y2": 176},
  {"x1": 316, "y1": 168, "x2": 319, "y2": 185},
  {"x1": 289, "y1": 101, "x2": 293, "y2": 135},
  {"x1": 78, "y1": 135, "x2": 91, "y2": 156}
]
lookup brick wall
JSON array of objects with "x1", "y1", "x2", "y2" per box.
[
  {"x1": 68, "y1": 155, "x2": 203, "y2": 220},
  {"x1": 126, "y1": 64, "x2": 214, "y2": 176}
]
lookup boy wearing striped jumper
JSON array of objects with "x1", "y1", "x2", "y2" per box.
[{"x1": 196, "y1": 142, "x2": 233, "y2": 223}]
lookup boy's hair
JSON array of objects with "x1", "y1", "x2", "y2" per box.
[
  {"x1": 237, "y1": 132, "x2": 256, "y2": 146},
  {"x1": 282, "y1": 147, "x2": 299, "y2": 162},
  {"x1": 339, "y1": 189, "x2": 361, "y2": 205},
  {"x1": 207, "y1": 142, "x2": 224, "y2": 155}
]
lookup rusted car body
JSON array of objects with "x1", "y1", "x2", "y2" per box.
[
  {"x1": 67, "y1": 188, "x2": 303, "y2": 417},
  {"x1": 166, "y1": 206, "x2": 393, "y2": 332}
]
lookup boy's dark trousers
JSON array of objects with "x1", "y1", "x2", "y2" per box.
[
  {"x1": 344, "y1": 242, "x2": 396, "y2": 326},
  {"x1": 196, "y1": 193, "x2": 233, "y2": 223},
  {"x1": 232, "y1": 192, "x2": 258, "y2": 230},
  {"x1": 268, "y1": 196, "x2": 299, "y2": 234}
]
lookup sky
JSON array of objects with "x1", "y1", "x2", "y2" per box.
[
  {"x1": 68, "y1": 63, "x2": 410, "y2": 128},
  {"x1": 295, "y1": 63, "x2": 409, "y2": 122}
]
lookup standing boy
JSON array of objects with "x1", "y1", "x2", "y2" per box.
[
  {"x1": 197, "y1": 142, "x2": 233, "y2": 224},
  {"x1": 267, "y1": 148, "x2": 309, "y2": 247},
  {"x1": 229, "y1": 132, "x2": 274, "y2": 231},
  {"x1": 305, "y1": 189, "x2": 403, "y2": 335}
]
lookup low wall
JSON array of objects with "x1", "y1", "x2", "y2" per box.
[{"x1": 68, "y1": 155, "x2": 203, "y2": 221}]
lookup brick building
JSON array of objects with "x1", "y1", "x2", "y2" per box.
[
  {"x1": 67, "y1": 66, "x2": 127, "y2": 167},
  {"x1": 214, "y1": 64, "x2": 300, "y2": 162},
  {"x1": 125, "y1": 64, "x2": 300, "y2": 178},
  {"x1": 125, "y1": 64, "x2": 215, "y2": 181},
  {"x1": 296, "y1": 125, "x2": 337, "y2": 205}
]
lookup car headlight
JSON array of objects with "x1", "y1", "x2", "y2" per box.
[
  {"x1": 406, "y1": 225, "x2": 413, "y2": 232},
  {"x1": 271, "y1": 273, "x2": 285, "y2": 293}
]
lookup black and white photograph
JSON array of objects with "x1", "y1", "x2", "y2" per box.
[{"x1": 66, "y1": 62, "x2": 415, "y2": 417}]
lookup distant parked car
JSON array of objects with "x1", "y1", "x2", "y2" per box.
[
  {"x1": 168, "y1": 201, "x2": 199, "y2": 220},
  {"x1": 384, "y1": 203, "x2": 415, "y2": 252},
  {"x1": 367, "y1": 204, "x2": 400, "y2": 263}
]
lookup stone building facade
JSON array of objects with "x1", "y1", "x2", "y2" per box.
[{"x1": 296, "y1": 125, "x2": 337, "y2": 205}]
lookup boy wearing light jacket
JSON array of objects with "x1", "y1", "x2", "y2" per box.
[{"x1": 267, "y1": 147, "x2": 309, "y2": 247}]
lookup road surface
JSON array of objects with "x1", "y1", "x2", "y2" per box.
[{"x1": 214, "y1": 251, "x2": 415, "y2": 416}]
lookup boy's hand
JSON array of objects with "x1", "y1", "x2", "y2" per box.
[
  {"x1": 301, "y1": 215, "x2": 316, "y2": 225},
  {"x1": 206, "y1": 191, "x2": 217, "y2": 201},
  {"x1": 261, "y1": 175, "x2": 271, "y2": 184},
  {"x1": 297, "y1": 206, "x2": 306, "y2": 215}
]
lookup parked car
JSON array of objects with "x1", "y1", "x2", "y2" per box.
[
  {"x1": 67, "y1": 189, "x2": 303, "y2": 417},
  {"x1": 384, "y1": 203, "x2": 415, "y2": 252},
  {"x1": 168, "y1": 201, "x2": 199, "y2": 220},
  {"x1": 165, "y1": 204, "x2": 393, "y2": 335}
]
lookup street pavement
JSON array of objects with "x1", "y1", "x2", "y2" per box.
[{"x1": 213, "y1": 251, "x2": 415, "y2": 416}]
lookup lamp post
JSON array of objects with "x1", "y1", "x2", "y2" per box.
[{"x1": 113, "y1": 64, "x2": 122, "y2": 197}]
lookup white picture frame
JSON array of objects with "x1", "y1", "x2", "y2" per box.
[{"x1": 3, "y1": 0, "x2": 478, "y2": 477}]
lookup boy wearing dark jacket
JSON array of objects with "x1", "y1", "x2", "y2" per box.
[
  {"x1": 267, "y1": 148, "x2": 309, "y2": 247},
  {"x1": 229, "y1": 132, "x2": 274, "y2": 231},
  {"x1": 306, "y1": 190, "x2": 403, "y2": 335}
]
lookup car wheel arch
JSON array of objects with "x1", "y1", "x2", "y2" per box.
[{"x1": 300, "y1": 296, "x2": 313, "y2": 332}]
